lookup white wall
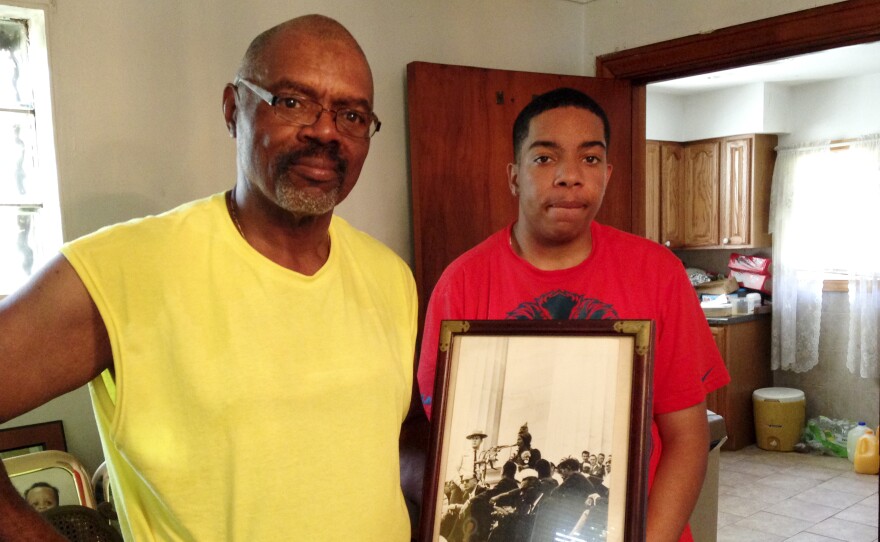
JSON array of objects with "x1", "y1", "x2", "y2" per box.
[
  {"x1": 647, "y1": 83, "x2": 767, "y2": 141},
  {"x1": 645, "y1": 92, "x2": 686, "y2": 141},
  {"x1": 781, "y1": 73, "x2": 880, "y2": 145},
  {"x1": 762, "y1": 83, "x2": 791, "y2": 135},
  {"x1": 2, "y1": 0, "x2": 852, "y2": 475},
  {"x1": 646, "y1": 73, "x2": 880, "y2": 144},
  {"x1": 49, "y1": 0, "x2": 586, "y2": 260}
]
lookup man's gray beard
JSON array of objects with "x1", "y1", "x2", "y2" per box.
[{"x1": 276, "y1": 183, "x2": 340, "y2": 217}]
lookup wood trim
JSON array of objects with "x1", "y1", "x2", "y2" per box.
[
  {"x1": 824, "y1": 280, "x2": 849, "y2": 292},
  {"x1": 596, "y1": 0, "x2": 879, "y2": 251},
  {"x1": 630, "y1": 85, "x2": 647, "y2": 237},
  {"x1": 596, "y1": 0, "x2": 880, "y2": 83}
]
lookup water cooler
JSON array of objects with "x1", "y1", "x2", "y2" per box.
[{"x1": 753, "y1": 387, "x2": 806, "y2": 452}]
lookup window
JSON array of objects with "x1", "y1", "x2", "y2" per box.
[
  {"x1": 773, "y1": 140, "x2": 880, "y2": 276},
  {"x1": 770, "y1": 136, "x2": 880, "y2": 377},
  {"x1": 0, "y1": 5, "x2": 61, "y2": 296}
]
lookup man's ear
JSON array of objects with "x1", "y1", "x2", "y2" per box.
[
  {"x1": 506, "y1": 162, "x2": 519, "y2": 196},
  {"x1": 222, "y1": 83, "x2": 238, "y2": 138}
]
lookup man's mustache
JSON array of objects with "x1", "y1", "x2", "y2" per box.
[{"x1": 275, "y1": 141, "x2": 347, "y2": 178}]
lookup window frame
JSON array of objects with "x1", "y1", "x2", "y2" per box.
[{"x1": 0, "y1": 3, "x2": 62, "y2": 297}]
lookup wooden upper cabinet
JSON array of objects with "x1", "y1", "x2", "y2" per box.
[
  {"x1": 684, "y1": 140, "x2": 720, "y2": 247},
  {"x1": 660, "y1": 143, "x2": 685, "y2": 248},
  {"x1": 646, "y1": 141, "x2": 686, "y2": 248},
  {"x1": 721, "y1": 135, "x2": 776, "y2": 248},
  {"x1": 645, "y1": 140, "x2": 686, "y2": 248},
  {"x1": 720, "y1": 137, "x2": 752, "y2": 245},
  {"x1": 645, "y1": 134, "x2": 776, "y2": 249}
]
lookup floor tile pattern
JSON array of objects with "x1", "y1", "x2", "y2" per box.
[{"x1": 716, "y1": 446, "x2": 878, "y2": 542}]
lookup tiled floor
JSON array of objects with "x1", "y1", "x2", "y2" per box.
[{"x1": 718, "y1": 445, "x2": 879, "y2": 542}]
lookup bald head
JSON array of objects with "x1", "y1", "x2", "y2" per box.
[
  {"x1": 223, "y1": 14, "x2": 376, "y2": 224},
  {"x1": 237, "y1": 15, "x2": 370, "y2": 85}
]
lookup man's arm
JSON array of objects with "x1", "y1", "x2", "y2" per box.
[
  {"x1": 0, "y1": 254, "x2": 112, "y2": 539},
  {"x1": 0, "y1": 254, "x2": 112, "y2": 421},
  {"x1": 646, "y1": 401, "x2": 709, "y2": 542}
]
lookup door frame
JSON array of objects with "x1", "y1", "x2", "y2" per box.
[{"x1": 594, "y1": 0, "x2": 880, "y2": 237}]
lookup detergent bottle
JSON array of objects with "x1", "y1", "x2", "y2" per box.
[
  {"x1": 847, "y1": 422, "x2": 869, "y2": 462},
  {"x1": 853, "y1": 428, "x2": 879, "y2": 475}
]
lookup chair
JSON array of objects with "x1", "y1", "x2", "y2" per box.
[
  {"x1": 91, "y1": 461, "x2": 119, "y2": 526},
  {"x1": 91, "y1": 461, "x2": 114, "y2": 506},
  {"x1": 42, "y1": 505, "x2": 123, "y2": 542}
]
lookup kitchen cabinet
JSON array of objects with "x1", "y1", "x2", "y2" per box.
[
  {"x1": 645, "y1": 134, "x2": 776, "y2": 249},
  {"x1": 684, "y1": 140, "x2": 720, "y2": 247},
  {"x1": 645, "y1": 140, "x2": 685, "y2": 247},
  {"x1": 707, "y1": 315, "x2": 772, "y2": 451}
]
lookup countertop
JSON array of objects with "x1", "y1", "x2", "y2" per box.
[{"x1": 706, "y1": 309, "x2": 771, "y2": 326}]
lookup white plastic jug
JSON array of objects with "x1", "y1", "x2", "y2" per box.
[
  {"x1": 847, "y1": 421, "x2": 870, "y2": 462},
  {"x1": 853, "y1": 429, "x2": 879, "y2": 475}
]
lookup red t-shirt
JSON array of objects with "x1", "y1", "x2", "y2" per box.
[{"x1": 417, "y1": 221, "x2": 730, "y2": 542}]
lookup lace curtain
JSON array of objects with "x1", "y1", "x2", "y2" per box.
[{"x1": 769, "y1": 135, "x2": 880, "y2": 377}]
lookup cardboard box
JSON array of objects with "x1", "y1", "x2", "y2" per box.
[{"x1": 695, "y1": 277, "x2": 740, "y2": 295}]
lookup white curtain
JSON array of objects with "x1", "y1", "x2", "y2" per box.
[
  {"x1": 845, "y1": 137, "x2": 880, "y2": 378},
  {"x1": 769, "y1": 135, "x2": 880, "y2": 376}
]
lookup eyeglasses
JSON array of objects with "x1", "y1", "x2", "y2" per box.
[{"x1": 235, "y1": 78, "x2": 381, "y2": 139}]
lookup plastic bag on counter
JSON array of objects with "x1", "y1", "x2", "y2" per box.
[
  {"x1": 802, "y1": 416, "x2": 854, "y2": 457},
  {"x1": 686, "y1": 268, "x2": 712, "y2": 287}
]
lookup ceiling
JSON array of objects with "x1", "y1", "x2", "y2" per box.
[{"x1": 648, "y1": 41, "x2": 880, "y2": 95}]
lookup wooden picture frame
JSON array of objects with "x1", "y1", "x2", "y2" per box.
[
  {"x1": 420, "y1": 319, "x2": 654, "y2": 542},
  {"x1": 0, "y1": 421, "x2": 67, "y2": 460}
]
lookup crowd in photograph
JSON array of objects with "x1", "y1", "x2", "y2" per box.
[{"x1": 441, "y1": 425, "x2": 612, "y2": 542}]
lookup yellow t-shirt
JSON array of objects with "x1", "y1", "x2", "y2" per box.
[{"x1": 61, "y1": 193, "x2": 416, "y2": 541}]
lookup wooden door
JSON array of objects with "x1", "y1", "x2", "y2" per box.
[
  {"x1": 720, "y1": 136, "x2": 752, "y2": 246},
  {"x1": 407, "y1": 62, "x2": 633, "y2": 319},
  {"x1": 683, "y1": 140, "x2": 719, "y2": 247}
]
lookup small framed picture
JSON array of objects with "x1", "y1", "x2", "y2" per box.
[
  {"x1": 4, "y1": 450, "x2": 97, "y2": 509},
  {"x1": 0, "y1": 421, "x2": 67, "y2": 460},
  {"x1": 420, "y1": 319, "x2": 654, "y2": 542}
]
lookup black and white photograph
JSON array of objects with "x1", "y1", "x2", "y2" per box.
[{"x1": 422, "y1": 320, "x2": 653, "y2": 542}]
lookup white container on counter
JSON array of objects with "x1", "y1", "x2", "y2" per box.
[{"x1": 746, "y1": 293, "x2": 762, "y2": 313}]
